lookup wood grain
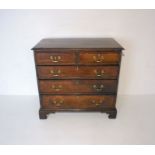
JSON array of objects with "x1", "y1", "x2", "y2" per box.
[
  {"x1": 39, "y1": 80, "x2": 117, "y2": 94},
  {"x1": 37, "y1": 66, "x2": 119, "y2": 79},
  {"x1": 32, "y1": 38, "x2": 124, "y2": 119},
  {"x1": 35, "y1": 52, "x2": 76, "y2": 65},
  {"x1": 41, "y1": 95, "x2": 116, "y2": 109},
  {"x1": 79, "y1": 52, "x2": 120, "y2": 64}
]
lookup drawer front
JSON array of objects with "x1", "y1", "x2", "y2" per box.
[
  {"x1": 39, "y1": 80, "x2": 117, "y2": 94},
  {"x1": 35, "y1": 52, "x2": 76, "y2": 65},
  {"x1": 37, "y1": 66, "x2": 119, "y2": 79},
  {"x1": 79, "y1": 52, "x2": 120, "y2": 64},
  {"x1": 41, "y1": 95, "x2": 116, "y2": 109}
]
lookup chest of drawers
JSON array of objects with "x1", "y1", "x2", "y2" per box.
[{"x1": 32, "y1": 38, "x2": 124, "y2": 119}]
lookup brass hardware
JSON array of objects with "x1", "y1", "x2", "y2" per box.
[
  {"x1": 93, "y1": 84, "x2": 104, "y2": 92},
  {"x1": 91, "y1": 99, "x2": 104, "y2": 106},
  {"x1": 51, "y1": 85, "x2": 62, "y2": 91},
  {"x1": 93, "y1": 54, "x2": 104, "y2": 63},
  {"x1": 91, "y1": 100, "x2": 99, "y2": 106},
  {"x1": 94, "y1": 69, "x2": 105, "y2": 77},
  {"x1": 50, "y1": 55, "x2": 61, "y2": 62},
  {"x1": 51, "y1": 99, "x2": 64, "y2": 106},
  {"x1": 50, "y1": 69, "x2": 61, "y2": 77}
]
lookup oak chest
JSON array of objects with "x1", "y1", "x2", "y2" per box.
[{"x1": 32, "y1": 38, "x2": 124, "y2": 119}]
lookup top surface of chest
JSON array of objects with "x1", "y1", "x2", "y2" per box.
[{"x1": 32, "y1": 38, "x2": 124, "y2": 50}]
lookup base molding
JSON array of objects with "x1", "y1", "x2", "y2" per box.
[{"x1": 39, "y1": 108, "x2": 117, "y2": 119}]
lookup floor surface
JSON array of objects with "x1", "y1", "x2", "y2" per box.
[{"x1": 0, "y1": 95, "x2": 155, "y2": 144}]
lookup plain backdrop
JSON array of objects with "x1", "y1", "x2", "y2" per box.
[{"x1": 0, "y1": 9, "x2": 155, "y2": 95}]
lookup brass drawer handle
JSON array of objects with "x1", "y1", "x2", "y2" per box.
[
  {"x1": 93, "y1": 84, "x2": 104, "y2": 92},
  {"x1": 91, "y1": 100, "x2": 100, "y2": 106},
  {"x1": 51, "y1": 85, "x2": 62, "y2": 91},
  {"x1": 91, "y1": 99, "x2": 104, "y2": 106},
  {"x1": 94, "y1": 69, "x2": 105, "y2": 77},
  {"x1": 50, "y1": 99, "x2": 64, "y2": 107},
  {"x1": 50, "y1": 69, "x2": 61, "y2": 77},
  {"x1": 50, "y1": 55, "x2": 61, "y2": 63},
  {"x1": 93, "y1": 54, "x2": 104, "y2": 63}
]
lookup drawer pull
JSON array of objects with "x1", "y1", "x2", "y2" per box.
[
  {"x1": 50, "y1": 69, "x2": 61, "y2": 77},
  {"x1": 51, "y1": 85, "x2": 62, "y2": 91},
  {"x1": 50, "y1": 55, "x2": 61, "y2": 63},
  {"x1": 93, "y1": 84, "x2": 104, "y2": 92},
  {"x1": 91, "y1": 99, "x2": 104, "y2": 106},
  {"x1": 93, "y1": 54, "x2": 104, "y2": 63},
  {"x1": 94, "y1": 69, "x2": 105, "y2": 77},
  {"x1": 91, "y1": 100, "x2": 100, "y2": 106},
  {"x1": 50, "y1": 99, "x2": 64, "y2": 106}
]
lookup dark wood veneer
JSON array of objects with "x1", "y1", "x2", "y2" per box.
[
  {"x1": 41, "y1": 95, "x2": 116, "y2": 109},
  {"x1": 39, "y1": 80, "x2": 117, "y2": 94},
  {"x1": 32, "y1": 38, "x2": 124, "y2": 119},
  {"x1": 37, "y1": 66, "x2": 119, "y2": 79},
  {"x1": 35, "y1": 52, "x2": 76, "y2": 65},
  {"x1": 79, "y1": 52, "x2": 120, "y2": 65}
]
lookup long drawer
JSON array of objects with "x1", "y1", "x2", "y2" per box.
[
  {"x1": 39, "y1": 80, "x2": 117, "y2": 94},
  {"x1": 41, "y1": 95, "x2": 116, "y2": 109},
  {"x1": 37, "y1": 66, "x2": 119, "y2": 79}
]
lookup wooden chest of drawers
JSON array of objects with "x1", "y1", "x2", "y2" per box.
[{"x1": 32, "y1": 38, "x2": 124, "y2": 119}]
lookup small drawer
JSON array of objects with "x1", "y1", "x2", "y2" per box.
[
  {"x1": 35, "y1": 52, "x2": 76, "y2": 65},
  {"x1": 41, "y1": 95, "x2": 116, "y2": 109},
  {"x1": 39, "y1": 80, "x2": 117, "y2": 94},
  {"x1": 37, "y1": 66, "x2": 119, "y2": 79},
  {"x1": 79, "y1": 52, "x2": 120, "y2": 65}
]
